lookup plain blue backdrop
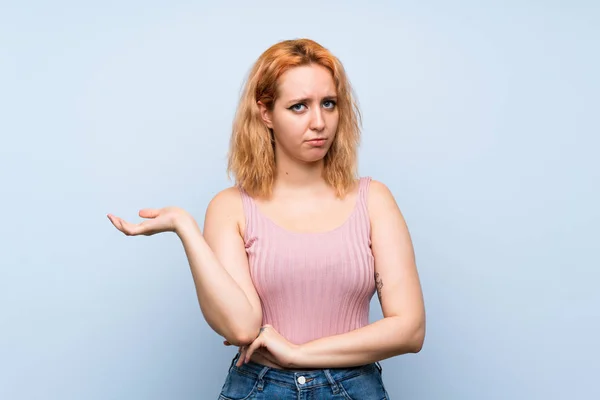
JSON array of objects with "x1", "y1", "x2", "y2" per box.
[{"x1": 1, "y1": 1, "x2": 598, "y2": 399}]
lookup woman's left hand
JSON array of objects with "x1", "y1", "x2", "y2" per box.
[{"x1": 224, "y1": 325, "x2": 300, "y2": 368}]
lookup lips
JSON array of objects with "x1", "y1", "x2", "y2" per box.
[{"x1": 307, "y1": 138, "x2": 327, "y2": 146}]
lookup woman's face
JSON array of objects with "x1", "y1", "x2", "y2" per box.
[{"x1": 259, "y1": 64, "x2": 339, "y2": 164}]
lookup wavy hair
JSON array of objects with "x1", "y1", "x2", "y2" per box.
[{"x1": 227, "y1": 38, "x2": 362, "y2": 198}]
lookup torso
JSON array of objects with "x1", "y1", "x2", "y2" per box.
[{"x1": 236, "y1": 178, "x2": 374, "y2": 370}]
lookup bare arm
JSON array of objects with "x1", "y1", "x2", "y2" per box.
[
  {"x1": 177, "y1": 187, "x2": 262, "y2": 346},
  {"x1": 292, "y1": 180, "x2": 426, "y2": 368}
]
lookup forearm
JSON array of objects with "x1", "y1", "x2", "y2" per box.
[
  {"x1": 176, "y1": 218, "x2": 260, "y2": 345},
  {"x1": 293, "y1": 316, "x2": 425, "y2": 369}
]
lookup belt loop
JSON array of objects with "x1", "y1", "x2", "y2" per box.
[
  {"x1": 323, "y1": 369, "x2": 340, "y2": 394},
  {"x1": 375, "y1": 361, "x2": 383, "y2": 374},
  {"x1": 256, "y1": 366, "x2": 270, "y2": 391}
]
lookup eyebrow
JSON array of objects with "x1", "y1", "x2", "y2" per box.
[{"x1": 286, "y1": 95, "x2": 338, "y2": 105}]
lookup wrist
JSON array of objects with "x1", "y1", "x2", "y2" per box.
[
  {"x1": 173, "y1": 212, "x2": 198, "y2": 236},
  {"x1": 291, "y1": 344, "x2": 306, "y2": 369}
]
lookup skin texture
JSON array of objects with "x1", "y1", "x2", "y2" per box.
[
  {"x1": 107, "y1": 63, "x2": 426, "y2": 370},
  {"x1": 260, "y1": 64, "x2": 339, "y2": 168}
]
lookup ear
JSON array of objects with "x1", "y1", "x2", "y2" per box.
[{"x1": 257, "y1": 101, "x2": 274, "y2": 129}]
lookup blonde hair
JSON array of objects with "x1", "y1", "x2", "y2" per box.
[{"x1": 227, "y1": 38, "x2": 362, "y2": 198}]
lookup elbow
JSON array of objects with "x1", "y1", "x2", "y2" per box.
[
  {"x1": 411, "y1": 334, "x2": 425, "y2": 353},
  {"x1": 409, "y1": 321, "x2": 426, "y2": 353},
  {"x1": 394, "y1": 316, "x2": 425, "y2": 354},
  {"x1": 227, "y1": 330, "x2": 257, "y2": 347},
  {"x1": 225, "y1": 318, "x2": 262, "y2": 346}
]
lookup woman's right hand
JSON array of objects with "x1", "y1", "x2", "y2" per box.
[{"x1": 107, "y1": 207, "x2": 191, "y2": 236}]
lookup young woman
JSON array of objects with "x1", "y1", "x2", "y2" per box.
[{"x1": 108, "y1": 38, "x2": 425, "y2": 399}]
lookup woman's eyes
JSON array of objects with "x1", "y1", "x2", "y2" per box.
[
  {"x1": 323, "y1": 100, "x2": 336, "y2": 109},
  {"x1": 290, "y1": 103, "x2": 306, "y2": 112},
  {"x1": 289, "y1": 100, "x2": 336, "y2": 112}
]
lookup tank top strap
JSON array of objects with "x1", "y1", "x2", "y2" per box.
[
  {"x1": 237, "y1": 184, "x2": 254, "y2": 210},
  {"x1": 353, "y1": 176, "x2": 372, "y2": 236},
  {"x1": 237, "y1": 185, "x2": 258, "y2": 243},
  {"x1": 357, "y1": 176, "x2": 372, "y2": 208}
]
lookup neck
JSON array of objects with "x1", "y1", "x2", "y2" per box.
[{"x1": 273, "y1": 151, "x2": 327, "y2": 194}]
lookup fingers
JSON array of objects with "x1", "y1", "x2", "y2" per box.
[
  {"x1": 107, "y1": 214, "x2": 152, "y2": 236},
  {"x1": 255, "y1": 349, "x2": 279, "y2": 366},
  {"x1": 130, "y1": 220, "x2": 155, "y2": 236},
  {"x1": 236, "y1": 346, "x2": 248, "y2": 367},
  {"x1": 118, "y1": 218, "x2": 140, "y2": 236},
  {"x1": 107, "y1": 214, "x2": 129, "y2": 234},
  {"x1": 230, "y1": 325, "x2": 271, "y2": 366},
  {"x1": 139, "y1": 208, "x2": 159, "y2": 218},
  {"x1": 242, "y1": 336, "x2": 263, "y2": 364}
]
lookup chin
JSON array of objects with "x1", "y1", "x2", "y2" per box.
[{"x1": 301, "y1": 154, "x2": 328, "y2": 164}]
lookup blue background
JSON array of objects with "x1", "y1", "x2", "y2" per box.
[{"x1": 1, "y1": 1, "x2": 598, "y2": 398}]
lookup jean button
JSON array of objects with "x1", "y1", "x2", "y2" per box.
[{"x1": 297, "y1": 376, "x2": 306, "y2": 384}]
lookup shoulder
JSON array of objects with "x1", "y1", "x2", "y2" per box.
[
  {"x1": 364, "y1": 178, "x2": 402, "y2": 218},
  {"x1": 365, "y1": 178, "x2": 396, "y2": 204},
  {"x1": 205, "y1": 186, "x2": 245, "y2": 222}
]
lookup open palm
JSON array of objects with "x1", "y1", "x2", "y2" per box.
[{"x1": 107, "y1": 207, "x2": 188, "y2": 236}]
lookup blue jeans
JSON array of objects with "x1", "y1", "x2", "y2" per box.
[{"x1": 218, "y1": 353, "x2": 390, "y2": 399}]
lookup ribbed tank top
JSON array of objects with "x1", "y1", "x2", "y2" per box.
[{"x1": 238, "y1": 177, "x2": 376, "y2": 345}]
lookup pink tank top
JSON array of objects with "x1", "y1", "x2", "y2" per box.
[{"x1": 239, "y1": 177, "x2": 376, "y2": 345}]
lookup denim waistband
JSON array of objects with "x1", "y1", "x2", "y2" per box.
[{"x1": 228, "y1": 352, "x2": 382, "y2": 392}]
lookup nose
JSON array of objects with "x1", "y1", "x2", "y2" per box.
[{"x1": 309, "y1": 108, "x2": 325, "y2": 132}]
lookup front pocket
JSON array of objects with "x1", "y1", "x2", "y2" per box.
[
  {"x1": 338, "y1": 369, "x2": 389, "y2": 400},
  {"x1": 218, "y1": 368, "x2": 258, "y2": 400}
]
